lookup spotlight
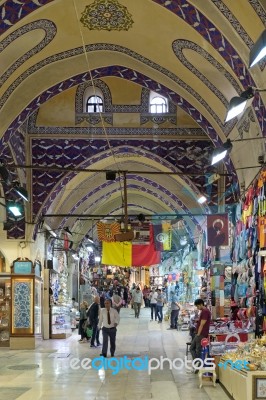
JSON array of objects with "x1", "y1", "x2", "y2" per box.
[
  {"x1": 197, "y1": 195, "x2": 207, "y2": 204},
  {"x1": 85, "y1": 235, "x2": 94, "y2": 244},
  {"x1": 225, "y1": 87, "x2": 266, "y2": 122},
  {"x1": 249, "y1": 29, "x2": 266, "y2": 68},
  {"x1": 7, "y1": 202, "x2": 22, "y2": 217},
  {"x1": 137, "y1": 213, "x2": 145, "y2": 222},
  {"x1": 13, "y1": 182, "x2": 29, "y2": 202},
  {"x1": 211, "y1": 139, "x2": 233, "y2": 165},
  {"x1": 64, "y1": 227, "x2": 72, "y2": 235},
  {"x1": 50, "y1": 230, "x2": 57, "y2": 238},
  {"x1": 225, "y1": 87, "x2": 254, "y2": 122}
]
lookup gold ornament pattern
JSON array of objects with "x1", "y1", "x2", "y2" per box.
[{"x1": 80, "y1": 0, "x2": 134, "y2": 31}]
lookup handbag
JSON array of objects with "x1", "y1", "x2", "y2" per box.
[{"x1": 86, "y1": 326, "x2": 93, "y2": 338}]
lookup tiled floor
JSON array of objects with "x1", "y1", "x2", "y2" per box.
[{"x1": 0, "y1": 307, "x2": 230, "y2": 400}]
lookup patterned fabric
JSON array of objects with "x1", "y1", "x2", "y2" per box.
[{"x1": 97, "y1": 222, "x2": 121, "y2": 242}]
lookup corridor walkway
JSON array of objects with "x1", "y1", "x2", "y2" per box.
[{"x1": 0, "y1": 307, "x2": 230, "y2": 400}]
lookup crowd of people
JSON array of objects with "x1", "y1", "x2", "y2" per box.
[
  {"x1": 75, "y1": 282, "x2": 243, "y2": 375},
  {"x1": 77, "y1": 282, "x2": 187, "y2": 358}
]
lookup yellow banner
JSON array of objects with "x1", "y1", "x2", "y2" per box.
[
  {"x1": 102, "y1": 241, "x2": 132, "y2": 267},
  {"x1": 162, "y1": 222, "x2": 172, "y2": 250}
]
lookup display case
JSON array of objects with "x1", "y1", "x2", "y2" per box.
[
  {"x1": 0, "y1": 276, "x2": 11, "y2": 347},
  {"x1": 34, "y1": 278, "x2": 42, "y2": 336},
  {"x1": 219, "y1": 363, "x2": 266, "y2": 400},
  {"x1": 50, "y1": 305, "x2": 71, "y2": 339}
]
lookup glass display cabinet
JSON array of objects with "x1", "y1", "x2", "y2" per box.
[
  {"x1": 34, "y1": 278, "x2": 42, "y2": 336},
  {"x1": 50, "y1": 305, "x2": 71, "y2": 339}
]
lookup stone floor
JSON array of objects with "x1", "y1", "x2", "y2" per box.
[{"x1": 0, "y1": 307, "x2": 230, "y2": 399}]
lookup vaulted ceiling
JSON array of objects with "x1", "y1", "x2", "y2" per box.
[{"x1": 0, "y1": 0, "x2": 265, "y2": 247}]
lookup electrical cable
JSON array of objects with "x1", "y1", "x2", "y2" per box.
[{"x1": 72, "y1": 0, "x2": 125, "y2": 210}]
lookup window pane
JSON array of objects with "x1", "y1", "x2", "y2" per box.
[
  {"x1": 150, "y1": 96, "x2": 168, "y2": 113},
  {"x1": 86, "y1": 95, "x2": 103, "y2": 112}
]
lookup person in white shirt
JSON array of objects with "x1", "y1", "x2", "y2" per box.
[
  {"x1": 131, "y1": 286, "x2": 143, "y2": 318},
  {"x1": 149, "y1": 287, "x2": 158, "y2": 321},
  {"x1": 98, "y1": 299, "x2": 120, "y2": 357}
]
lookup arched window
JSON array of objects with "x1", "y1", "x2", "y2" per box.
[
  {"x1": 86, "y1": 95, "x2": 104, "y2": 113},
  {"x1": 150, "y1": 96, "x2": 168, "y2": 113}
]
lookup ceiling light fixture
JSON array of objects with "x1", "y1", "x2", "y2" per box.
[
  {"x1": 249, "y1": 29, "x2": 266, "y2": 68},
  {"x1": 85, "y1": 235, "x2": 94, "y2": 244},
  {"x1": 224, "y1": 87, "x2": 266, "y2": 122},
  {"x1": 211, "y1": 139, "x2": 233, "y2": 165},
  {"x1": 197, "y1": 195, "x2": 207, "y2": 204},
  {"x1": 50, "y1": 230, "x2": 57, "y2": 238},
  {"x1": 64, "y1": 227, "x2": 72, "y2": 235},
  {"x1": 13, "y1": 182, "x2": 29, "y2": 202},
  {"x1": 7, "y1": 202, "x2": 22, "y2": 217}
]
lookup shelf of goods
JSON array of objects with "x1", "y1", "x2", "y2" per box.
[
  {"x1": 0, "y1": 279, "x2": 11, "y2": 347},
  {"x1": 50, "y1": 305, "x2": 72, "y2": 339}
]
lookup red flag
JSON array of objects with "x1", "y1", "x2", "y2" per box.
[
  {"x1": 132, "y1": 225, "x2": 161, "y2": 266},
  {"x1": 207, "y1": 214, "x2": 229, "y2": 246}
]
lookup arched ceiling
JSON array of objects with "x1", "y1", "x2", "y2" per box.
[{"x1": 0, "y1": 0, "x2": 265, "y2": 246}]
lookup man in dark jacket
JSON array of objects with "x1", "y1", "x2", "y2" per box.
[{"x1": 88, "y1": 296, "x2": 101, "y2": 348}]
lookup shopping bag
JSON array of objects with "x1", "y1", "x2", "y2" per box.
[{"x1": 86, "y1": 326, "x2": 93, "y2": 338}]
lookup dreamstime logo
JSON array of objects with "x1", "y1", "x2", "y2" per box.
[{"x1": 69, "y1": 356, "x2": 215, "y2": 375}]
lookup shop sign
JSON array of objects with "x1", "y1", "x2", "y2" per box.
[{"x1": 12, "y1": 259, "x2": 33, "y2": 274}]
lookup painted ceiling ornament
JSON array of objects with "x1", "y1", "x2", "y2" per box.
[{"x1": 80, "y1": 0, "x2": 134, "y2": 31}]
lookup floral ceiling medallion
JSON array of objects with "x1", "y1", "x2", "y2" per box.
[{"x1": 80, "y1": 0, "x2": 134, "y2": 31}]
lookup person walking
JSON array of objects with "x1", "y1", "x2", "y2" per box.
[
  {"x1": 168, "y1": 290, "x2": 180, "y2": 329},
  {"x1": 190, "y1": 299, "x2": 211, "y2": 367},
  {"x1": 149, "y1": 287, "x2": 158, "y2": 321},
  {"x1": 156, "y1": 289, "x2": 164, "y2": 323},
  {"x1": 132, "y1": 286, "x2": 143, "y2": 318},
  {"x1": 123, "y1": 286, "x2": 129, "y2": 307},
  {"x1": 78, "y1": 301, "x2": 88, "y2": 342},
  {"x1": 130, "y1": 283, "x2": 136, "y2": 309},
  {"x1": 112, "y1": 290, "x2": 123, "y2": 313},
  {"x1": 88, "y1": 296, "x2": 101, "y2": 348},
  {"x1": 142, "y1": 285, "x2": 150, "y2": 308},
  {"x1": 98, "y1": 299, "x2": 120, "y2": 358}
]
